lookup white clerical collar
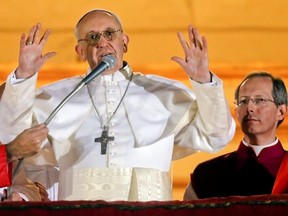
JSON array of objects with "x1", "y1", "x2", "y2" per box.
[
  {"x1": 101, "y1": 71, "x2": 125, "y2": 82},
  {"x1": 87, "y1": 61, "x2": 133, "y2": 83},
  {"x1": 242, "y1": 138, "x2": 279, "y2": 156}
]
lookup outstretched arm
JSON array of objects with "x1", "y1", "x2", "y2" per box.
[{"x1": 172, "y1": 25, "x2": 236, "y2": 157}]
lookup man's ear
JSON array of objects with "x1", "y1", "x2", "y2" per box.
[
  {"x1": 277, "y1": 104, "x2": 287, "y2": 121},
  {"x1": 75, "y1": 44, "x2": 87, "y2": 61},
  {"x1": 122, "y1": 34, "x2": 129, "y2": 53}
]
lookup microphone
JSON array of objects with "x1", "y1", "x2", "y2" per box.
[
  {"x1": 81, "y1": 55, "x2": 116, "y2": 84},
  {"x1": 44, "y1": 55, "x2": 116, "y2": 125}
]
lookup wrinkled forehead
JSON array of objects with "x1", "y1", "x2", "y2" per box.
[{"x1": 75, "y1": 10, "x2": 122, "y2": 38}]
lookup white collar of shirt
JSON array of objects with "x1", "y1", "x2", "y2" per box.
[
  {"x1": 86, "y1": 61, "x2": 132, "y2": 83},
  {"x1": 242, "y1": 138, "x2": 279, "y2": 156}
]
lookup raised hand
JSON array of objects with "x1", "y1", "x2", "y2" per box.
[
  {"x1": 16, "y1": 23, "x2": 56, "y2": 79},
  {"x1": 171, "y1": 25, "x2": 211, "y2": 83}
]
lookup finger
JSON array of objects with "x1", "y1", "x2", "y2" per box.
[
  {"x1": 42, "y1": 52, "x2": 57, "y2": 62},
  {"x1": 20, "y1": 33, "x2": 27, "y2": 48},
  {"x1": 39, "y1": 29, "x2": 51, "y2": 48},
  {"x1": 34, "y1": 182, "x2": 49, "y2": 200},
  {"x1": 33, "y1": 126, "x2": 49, "y2": 141},
  {"x1": 171, "y1": 56, "x2": 186, "y2": 67},
  {"x1": 34, "y1": 182, "x2": 47, "y2": 191},
  {"x1": 190, "y1": 27, "x2": 203, "y2": 50},
  {"x1": 176, "y1": 32, "x2": 191, "y2": 57},
  {"x1": 26, "y1": 24, "x2": 37, "y2": 44},
  {"x1": 201, "y1": 36, "x2": 208, "y2": 52},
  {"x1": 188, "y1": 25, "x2": 196, "y2": 48},
  {"x1": 29, "y1": 123, "x2": 49, "y2": 133},
  {"x1": 39, "y1": 188, "x2": 48, "y2": 196},
  {"x1": 34, "y1": 23, "x2": 42, "y2": 45},
  {"x1": 31, "y1": 123, "x2": 48, "y2": 130}
]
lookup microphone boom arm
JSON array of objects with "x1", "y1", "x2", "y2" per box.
[{"x1": 44, "y1": 81, "x2": 85, "y2": 125}]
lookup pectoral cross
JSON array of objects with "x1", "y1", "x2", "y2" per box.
[{"x1": 94, "y1": 127, "x2": 115, "y2": 154}]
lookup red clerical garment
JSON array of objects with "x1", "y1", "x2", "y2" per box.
[
  {"x1": 0, "y1": 144, "x2": 12, "y2": 187},
  {"x1": 272, "y1": 152, "x2": 288, "y2": 194}
]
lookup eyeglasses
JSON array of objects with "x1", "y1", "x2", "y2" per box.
[
  {"x1": 234, "y1": 97, "x2": 276, "y2": 107},
  {"x1": 78, "y1": 29, "x2": 123, "y2": 46}
]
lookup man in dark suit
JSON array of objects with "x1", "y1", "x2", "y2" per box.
[{"x1": 184, "y1": 72, "x2": 288, "y2": 200}]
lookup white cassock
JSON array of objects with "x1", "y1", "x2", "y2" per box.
[{"x1": 0, "y1": 62, "x2": 235, "y2": 201}]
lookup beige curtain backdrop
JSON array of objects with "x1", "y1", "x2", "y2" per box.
[{"x1": 0, "y1": 0, "x2": 288, "y2": 200}]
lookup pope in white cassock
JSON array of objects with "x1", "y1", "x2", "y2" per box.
[{"x1": 0, "y1": 9, "x2": 235, "y2": 201}]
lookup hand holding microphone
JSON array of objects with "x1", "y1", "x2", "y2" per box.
[
  {"x1": 6, "y1": 124, "x2": 49, "y2": 162},
  {"x1": 10, "y1": 124, "x2": 49, "y2": 178}
]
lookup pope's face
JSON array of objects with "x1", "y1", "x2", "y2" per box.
[{"x1": 75, "y1": 11, "x2": 129, "y2": 74}]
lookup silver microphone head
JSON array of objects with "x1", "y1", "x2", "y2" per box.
[{"x1": 102, "y1": 55, "x2": 116, "y2": 69}]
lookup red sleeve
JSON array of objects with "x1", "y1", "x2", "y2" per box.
[
  {"x1": 0, "y1": 145, "x2": 12, "y2": 187},
  {"x1": 272, "y1": 152, "x2": 288, "y2": 194}
]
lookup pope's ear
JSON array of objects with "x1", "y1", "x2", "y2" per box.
[
  {"x1": 123, "y1": 34, "x2": 129, "y2": 45},
  {"x1": 75, "y1": 44, "x2": 87, "y2": 61},
  {"x1": 122, "y1": 34, "x2": 129, "y2": 53}
]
